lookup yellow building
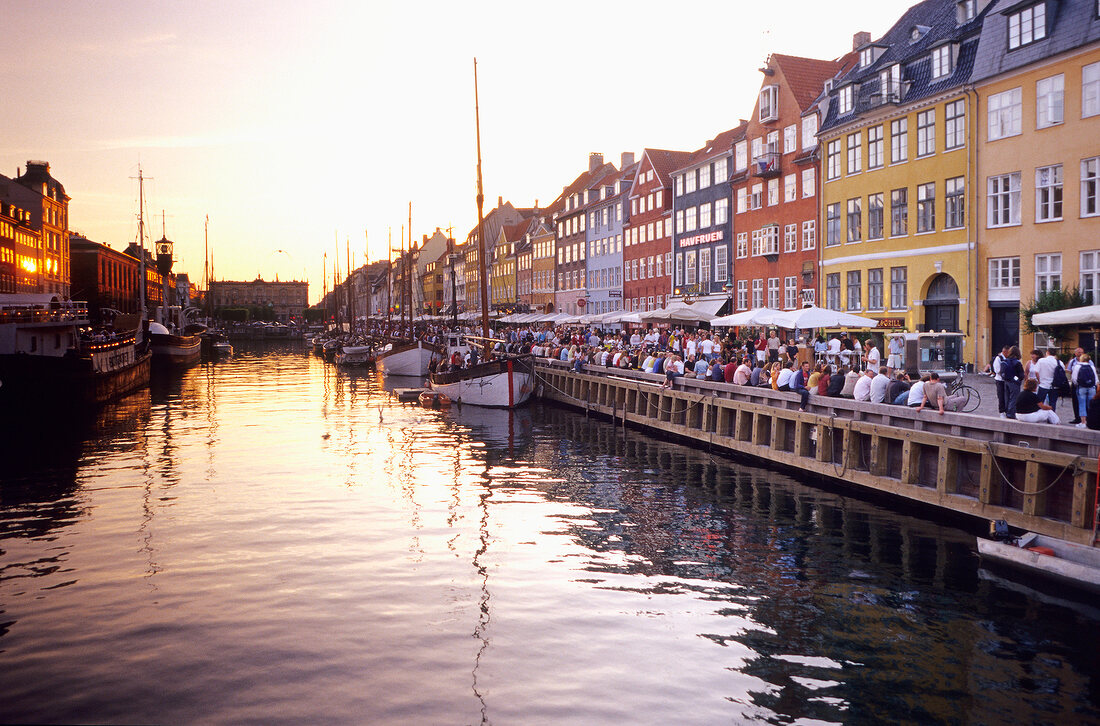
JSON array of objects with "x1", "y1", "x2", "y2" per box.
[
  {"x1": 971, "y1": 0, "x2": 1100, "y2": 365},
  {"x1": 819, "y1": 3, "x2": 987, "y2": 364}
]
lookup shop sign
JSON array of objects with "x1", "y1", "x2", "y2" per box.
[{"x1": 876, "y1": 317, "x2": 906, "y2": 328}]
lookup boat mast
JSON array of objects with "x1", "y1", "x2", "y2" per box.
[
  {"x1": 322, "y1": 252, "x2": 327, "y2": 326},
  {"x1": 137, "y1": 167, "x2": 147, "y2": 321},
  {"x1": 400, "y1": 224, "x2": 406, "y2": 331},
  {"x1": 386, "y1": 228, "x2": 392, "y2": 327},
  {"x1": 474, "y1": 58, "x2": 490, "y2": 343},
  {"x1": 203, "y1": 215, "x2": 210, "y2": 319},
  {"x1": 408, "y1": 201, "x2": 413, "y2": 326},
  {"x1": 346, "y1": 237, "x2": 353, "y2": 327}
]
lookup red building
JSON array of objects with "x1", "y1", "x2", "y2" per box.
[
  {"x1": 624, "y1": 148, "x2": 692, "y2": 313},
  {"x1": 70, "y1": 234, "x2": 144, "y2": 316},
  {"x1": 0, "y1": 200, "x2": 39, "y2": 293},
  {"x1": 730, "y1": 54, "x2": 849, "y2": 313}
]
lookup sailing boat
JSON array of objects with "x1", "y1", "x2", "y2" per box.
[
  {"x1": 149, "y1": 213, "x2": 201, "y2": 366},
  {"x1": 428, "y1": 59, "x2": 534, "y2": 408}
]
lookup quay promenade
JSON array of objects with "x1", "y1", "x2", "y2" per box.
[{"x1": 534, "y1": 359, "x2": 1100, "y2": 545}]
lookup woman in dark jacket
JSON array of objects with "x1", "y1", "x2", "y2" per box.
[{"x1": 827, "y1": 366, "x2": 848, "y2": 397}]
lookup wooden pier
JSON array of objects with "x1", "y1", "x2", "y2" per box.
[{"x1": 534, "y1": 360, "x2": 1100, "y2": 545}]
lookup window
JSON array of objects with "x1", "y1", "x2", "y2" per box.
[
  {"x1": 826, "y1": 203, "x2": 841, "y2": 246},
  {"x1": 752, "y1": 279, "x2": 764, "y2": 308},
  {"x1": 890, "y1": 267, "x2": 908, "y2": 309},
  {"x1": 1084, "y1": 62, "x2": 1100, "y2": 118},
  {"x1": 891, "y1": 188, "x2": 908, "y2": 236},
  {"x1": 931, "y1": 44, "x2": 954, "y2": 79},
  {"x1": 785, "y1": 223, "x2": 798, "y2": 253},
  {"x1": 988, "y1": 88, "x2": 1022, "y2": 140},
  {"x1": 751, "y1": 183, "x2": 763, "y2": 210},
  {"x1": 1035, "y1": 164, "x2": 1063, "y2": 221},
  {"x1": 715, "y1": 245, "x2": 728, "y2": 282},
  {"x1": 1037, "y1": 75, "x2": 1064, "y2": 128},
  {"x1": 846, "y1": 270, "x2": 862, "y2": 311},
  {"x1": 700, "y1": 203, "x2": 712, "y2": 228},
  {"x1": 802, "y1": 220, "x2": 816, "y2": 250},
  {"x1": 1035, "y1": 253, "x2": 1061, "y2": 294},
  {"x1": 847, "y1": 132, "x2": 862, "y2": 174},
  {"x1": 761, "y1": 225, "x2": 780, "y2": 255},
  {"x1": 826, "y1": 273, "x2": 841, "y2": 310},
  {"x1": 752, "y1": 137, "x2": 763, "y2": 161},
  {"x1": 760, "y1": 84, "x2": 779, "y2": 121},
  {"x1": 945, "y1": 176, "x2": 965, "y2": 229},
  {"x1": 737, "y1": 280, "x2": 748, "y2": 310},
  {"x1": 802, "y1": 168, "x2": 816, "y2": 198},
  {"x1": 675, "y1": 209, "x2": 684, "y2": 234},
  {"x1": 868, "y1": 193, "x2": 884, "y2": 239},
  {"x1": 656, "y1": 254, "x2": 663, "y2": 278},
  {"x1": 838, "y1": 85, "x2": 854, "y2": 115},
  {"x1": 685, "y1": 171, "x2": 697, "y2": 194},
  {"x1": 868, "y1": 268, "x2": 884, "y2": 310},
  {"x1": 735, "y1": 141, "x2": 748, "y2": 171},
  {"x1": 784, "y1": 124, "x2": 797, "y2": 153},
  {"x1": 880, "y1": 64, "x2": 902, "y2": 104},
  {"x1": 860, "y1": 47, "x2": 874, "y2": 69},
  {"x1": 699, "y1": 248, "x2": 711, "y2": 283},
  {"x1": 917, "y1": 182, "x2": 935, "y2": 232},
  {"x1": 1081, "y1": 251, "x2": 1100, "y2": 303},
  {"x1": 675, "y1": 175, "x2": 684, "y2": 197},
  {"x1": 802, "y1": 115, "x2": 818, "y2": 150},
  {"x1": 945, "y1": 99, "x2": 965, "y2": 149},
  {"x1": 737, "y1": 232, "x2": 748, "y2": 258},
  {"x1": 890, "y1": 118, "x2": 908, "y2": 163},
  {"x1": 784, "y1": 174, "x2": 797, "y2": 202},
  {"x1": 784, "y1": 277, "x2": 798, "y2": 309},
  {"x1": 767, "y1": 277, "x2": 781, "y2": 309},
  {"x1": 988, "y1": 173, "x2": 1021, "y2": 227},
  {"x1": 989, "y1": 257, "x2": 1021, "y2": 290},
  {"x1": 959, "y1": 0, "x2": 976, "y2": 22},
  {"x1": 917, "y1": 110, "x2": 935, "y2": 157},
  {"x1": 827, "y1": 140, "x2": 842, "y2": 180},
  {"x1": 714, "y1": 198, "x2": 729, "y2": 225},
  {"x1": 1083, "y1": 156, "x2": 1100, "y2": 217},
  {"x1": 1008, "y1": 3, "x2": 1046, "y2": 50},
  {"x1": 737, "y1": 187, "x2": 748, "y2": 214},
  {"x1": 868, "y1": 125, "x2": 884, "y2": 168},
  {"x1": 847, "y1": 198, "x2": 862, "y2": 242},
  {"x1": 766, "y1": 179, "x2": 778, "y2": 206},
  {"x1": 675, "y1": 253, "x2": 683, "y2": 285},
  {"x1": 714, "y1": 161, "x2": 727, "y2": 185},
  {"x1": 685, "y1": 251, "x2": 697, "y2": 285}
]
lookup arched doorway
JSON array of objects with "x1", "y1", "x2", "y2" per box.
[{"x1": 924, "y1": 273, "x2": 959, "y2": 332}]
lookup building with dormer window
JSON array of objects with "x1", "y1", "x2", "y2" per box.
[
  {"x1": 586, "y1": 154, "x2": 636, "y2": 317},
  {"x1": 550, "y1": 153, "x2": 618, "y2": 316},
  {"x1": 818, "y1": 1, "x2": 993, "y2": 363}
]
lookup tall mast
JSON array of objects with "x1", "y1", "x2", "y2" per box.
[
  {"x1": 137, "y1": 167, "x2": 147, "y2": 319},
  {"x1": 386, "y1": 228, "x2": 392, "y2": 325},
  {"x1": 322, "y1": 252, "x2": 327, "y2": 325},
  {"x1": 203, "y1": 215, "x2": 210, "y2": 318},
  {"x1": 400, "y1": 224, "x2": 406, "y2": 330},
  {"x1": 408, "y1": 201, "x2": 413, "y2": 324},
  {"x1": 346, "y1": 237, "x2": 352, "y2": 325},
  {"x1": 334, "y1": 232, "x2": 340, "y2": 330},
  {"x1": 474, "y1": 58, "x2": 490, "y2": 342}
]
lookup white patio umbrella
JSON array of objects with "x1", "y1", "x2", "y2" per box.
[
  {"x1": 710, "y1": 307, "x2": 783, "y2": 327},
  {"x1": 642, "y1": 304, "x2": 715, "y2": 324},
  {"x1": 1032, "y1": 304, "x2": 1100, "y2": 326},
  {"x1": 769, "y1": 305, "x2": 879, "y2": 330}
]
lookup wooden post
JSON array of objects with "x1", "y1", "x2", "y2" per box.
[
  {"x1": 900, "y1": 439, "x2": 921, "y2": 487},
  {"x1": 1023, "y1": 460, "x2": 1047, "y2": 517},
  {"x1": 1071, "y1": 468, "x2": 1094, "y2": 529},
  {"x1": 936, "y1": 444, "x2": 959, "y2": 495}
]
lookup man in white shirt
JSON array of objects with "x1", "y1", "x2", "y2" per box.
[
  {"x1": 827, "y1": 335, "x2": 841, "y2": 367},
  {"x1": 864, "y1": 340, "x2": 881, "y2": 371},
  {"x1": 887, "y1": 334, "x2": 905, "y2": 374},
  {"x1": 852, "y1": 368, "x2": 875, "y2": 401},
  {"x1": 906, "y1": 377, "x2": 927, "y2": 407},
  {"x1": 700, "y1": 336, "x2": 715, "y2": 361},
  {"x1": 1034, "y1": 349, "x2": 1061, "y2": 411},
  {"x1": 869, "y1": 366, "x2": 891, "y2": 403},
  {"x1": 776, "y1": 361, "x2": 795, "y2": 390},
  {"x1": 685, "y1": 334, "x2": 698, "y2": 360},
  {"x1": 733, "y1": 358, "x2": 752, "y2": 385}
]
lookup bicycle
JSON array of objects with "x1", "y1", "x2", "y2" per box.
[{"x1": 948, "y1": 366, "x2": 981, "y2": 413}]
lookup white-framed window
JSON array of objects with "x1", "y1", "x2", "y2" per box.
[
  {"x1": 868, "y1": 193, "x2": 884, "y2": 239},
  {"x1": 891, "y1": 187, "x2": 908, "y2": 236},
  {"x1": 989, "y1": 256, "x2": 1021, "y2": 290},
  {"x1": 715, "y1": 245, "x2": 728, "y2": 282},
  {"x1": 1037, "y1": 74, "x2": 1064, "y2": 128},
  {"x1": 752, "y1": 137, "x2": 763, "y2": 161},
  {"x1": 665, "y1": 252, "x2": 671, "y2": 278},
  {"x1": 760, "y1": 84, "x2": 779, "y2": 121},
  {"x1": 714, "y1": 161, "x2": 727, "y2": 185},
  {"x1": 784, "y1": 276, "x2": 798, "y2": 309},
  {"x1": 699, "y1": 202, "x2": 712, "y2": 228},
  {"x1": 675, "y1": 175, "x2": 683, "y2": 197},
  {"x1": 847, "y1": 198, "x2": 862, "y2": 242},
  {"x1": 1083, "y1": 156, "x2": 1100, "y2": 217},
  {"x1": 767, "y1": 178, "x2": 779, "y2": 206},
  {"x1": 802, "y1": 114, "x2": 818, "y2": 150},
  {"x1": 685, "y1": 251, "x2": 697, "y2": 285},
  {"x1": 868, "y1": 125, "x2": 884, "y2": 168},
  {"x1": 1035, "y1": 253, "x2": 1061, "y2": 294},
  {"x1": 784, "y1": 124, "x2": 797, "y2": 153},
  {"x1": 735, "y1": 141, "x2": 748, "y2": 171},
  {"x1": 699, "y1": 247, "x2": 711, "y2": 283},
  {"x1": 737, "y1": 279, "x2": 748, "y2": 310},
  {"x1": 945, "y1": 99, "x2": 965, "y2": 149},
  {"x1": 838, "y1": 85, "x2": 854, "y2": 115},
  {"x1": 945, "y1": 176, "x2": 965, "y2": 229},
  {"x1": 846, "y1": 270, "x2": 862, "y2": 311},
  {"x1": 656, "y1": 253, "x2": 663, "y2": 278},
  {"x1": 988, "y1": 88, "x2": 1022, "y2": 140},
  {"x1": 784, "y1": 173, "x2": 797, "y2": 202},
  {"x1": 664, "y1": 218, "x2": 672, "y2": 239},
  {"x1": 1084, "y1": 62, "x2": 1100, "y2": 118},
  {"x1": 1035, "y1": 164, "x2": 1063, "y2": 222},
  {"x1": 890, "y1": 118, "x2": 908, "y2": 163},
  {"x1": 1081, "y1": 251, "x2": 1100, "y2": 303},
  {"x1": 802, "y1": 168, "x2": 815, "y2": 198},
  {"x1": 880, "y1": 63, "x2": 902, "y2": 104},
  {"x1": 917, "y1": 109, "x2": 935, "y2": 157},
  {"x1": 1008, "y1": 3, "x2": 1046, "y2": 50},
  {"x1": 826, "y1": 203, "x2": 841, "y2": 246},
  {"x1": 826, "y1": 273, "x2": 841, "y2": 310},
  {"x1": 784, "y1": 223, "x2": 798, "y2": 253},
  {"x1": 736, "y1": 232, "x2": 748, "y2": 259},
  {"x1": 827, "y1": 140, "x2": 842, "y2": 180},
  {"x1": 736, "y1": 187, "x2": 748, "y2": 214},
  {"x1": 762, "y1": 225, "x2": 780, "y2": 255},
  {"x1": 917, "y1": 182, "x2": 935, "y2": 232},
  {"x1": 752, "y1": 278, "x2": 764, "y2": 309},
  {"x1": 802, "y1": 220, "x2": 816, "y2": 250},
  {"x1": 714, "y1": 198, "x2": 729, "y2": 225},
  {"x1": 751, "y1": 183, "x2": 763, "y2": 209},
  {"x1": 752, "y1": 228, "x2": 762, "y2": 254},
  {"x1": 675, "y1": 209, "x2": 684, "y2": 234},
  {"x1": 988, "y1": 172, "x2": 1021, "y2": 227},
  {"x1": 767, "y1": 277, "x2": 781, "y2": 309},
  {"x1": 890, "y1": 266, "x2": 908, "y2": 310},
  {"x1": 685, "y1": 171, "x2": 697, "y2": 194},
  {"x1": 699, "y1": 164, "x2": 711, "y2": 189},
  {"x1": 931, "y1": 44, "x2": 954, "y2": 79},
  {"x1": 675, "y1": 253, "x2": 683, "y2": 285},
  {"x1": 868, "y1": 268, "x2": 884, "y2": 310},
  {"x1": 847, "y1": 131, "x2": 862, "y2": 174}
]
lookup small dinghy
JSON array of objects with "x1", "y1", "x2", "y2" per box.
[
  {"x1": 977, "y1": 520, "x2": 1100, "y2": 595},
  {"x1": 419, "y1": 390, "x2": 451, "y2": 410}
]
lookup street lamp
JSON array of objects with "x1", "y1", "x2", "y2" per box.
[{"x1": 723, "y1": 279, "x2": 734, "y2": 316}]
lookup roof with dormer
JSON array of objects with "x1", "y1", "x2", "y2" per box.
[
  {"x1": 971, "y1": 0, "x2": 1100, "y2": 82},
  {"x1": 771, "y1": 53, "x2": 850, "y2": 110},
  {"x1": 673, "y1": 123, "x2": 749, "y2": 176}
]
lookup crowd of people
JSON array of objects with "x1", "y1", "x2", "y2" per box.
[{"x1": 990, "y1": 345, "x2": 1100, "y2": 428}]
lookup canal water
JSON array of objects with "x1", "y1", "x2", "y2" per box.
[{"x1": 1, "y1": 341, "x2": 1098, "y2": 725}]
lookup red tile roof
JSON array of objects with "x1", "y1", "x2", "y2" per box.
[
  {"x1": 771, "y1": 53, "x2": 847, "y2": 111},
  {"x1": 642, "y1": 148, "x2": 695, "y2": 187}
]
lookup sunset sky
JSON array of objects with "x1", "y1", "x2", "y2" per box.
[{"x1": 2, "y1": 0, "x2": 914, "y2": 303}]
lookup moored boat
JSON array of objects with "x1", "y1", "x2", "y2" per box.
[
  {"x1": 429, "y1": 354, "x2": 534, "y2": 408},
  {"x1": 977, "y1": 530, "x2": 1100, "y2": 595},
  {"x1": 335, "y1": 344, "x2": 374, "y2": 367},
  {"x1": 376, "y1": 339, "x2": 442, "y2": 377}
]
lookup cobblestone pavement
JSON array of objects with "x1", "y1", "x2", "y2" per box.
[{"x1": 953, "y1": 372, "x2": 1084, "y2": 428}]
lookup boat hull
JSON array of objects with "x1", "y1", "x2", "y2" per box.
[
  {"x1": 0, "y1": 342, "x2": 151, "y2": 405},
  {"x1": 377, "y1": 341, "x2": 442, "y2": 377},
  {"x1": 429, "y1": 356, "x2": 534, "y2": 408},
  {"x1": 151, "y1": 333, "x2": 201, "y2": 366},
  {"x1": 977, "y1": 535, "x2": 1100, "y2": 594}
]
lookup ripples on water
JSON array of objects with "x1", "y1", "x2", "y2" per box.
[{"x1": 1, "y1": 341, "x2": 1098, "y2": 725}]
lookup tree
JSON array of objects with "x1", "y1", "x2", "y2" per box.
[{"x1": 1020, "y1": 285, "x2": 1088, "y2": 346}]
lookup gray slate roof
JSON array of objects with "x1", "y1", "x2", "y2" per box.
[{"x1": 971, "y1": 0, "x2": 1100, "y2": 82}]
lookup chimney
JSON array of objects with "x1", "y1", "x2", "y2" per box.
[
  {"x1": 497, "y1": 195, "x2": 503, "y2": 208},
  {"x1": 588, "y1": 152, "x2": 604, "y2": 173},
  {"x1": 853, "y1": 31, "x2": 871, "y2": 50},
  {"x1": 620, "y1": 151, "x2": 635, "y2": 169}
]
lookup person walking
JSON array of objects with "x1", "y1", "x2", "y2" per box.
[{"x1": 1072, "y1": 352, "x2": 1098, "y2": 428}]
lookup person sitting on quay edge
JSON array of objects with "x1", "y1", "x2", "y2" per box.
[
  {"x1": 749, "y1": 360, "x2": 766, "y2": 387},
  {"x1": 709, "y1": 357, "x2": 725, "y2": 382},
  {"x1": 660, "y1": 355, "x2": 684, "y2": 389},
  {"x1": 887, "y1": 371, "x2": 911, "y2": 406},
  {"x1": 839, "y1": 366, "x2": 861, "y2": 398},
  {"x1": 776, "y1": 360, "x2": 796, "y2": 392},
  {"x1": 806, "y1": 363, "x2": 824, "y2": 393},
  {"x1": 852, "y1": 368, "x2": 875, "y2": 402},
  {"x1": 816, "y1": 365, "x2": 832, "y2": 396},
  {"x1": 869, "y1": 366, "x2": 891, "y2": 403},
  {"x1": 917, "y1": 371, "x2": 966, "y2": 415},
  {"x1": 724, "y1": 356, "x2": 739, "y2": 384},
  {"x1": 1014, "y1": 378, "x2": 1061, "y2": 424},
  {"x1": 693, "y1": 354, "x2": 709, "y2": 379},
  {"x1": 791, "y1": 360, "x2": 812, "y2": 412},
  {"x1": 733, "y1": 357, "x2": 752, "y2": 385},
  {"x1": 826, "y1": 366, "x2": 847, "y2": 397}
]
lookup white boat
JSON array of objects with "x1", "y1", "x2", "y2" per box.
[
  {"x1": 977, "y1": 531, "x2": 1100, "y2": 594},
  {"x1": 376, "y1": 340, "x2": 441, "y2": 377},
  {"x1": 429, "y1": 354, "x2": 535, "y2": 408},
  {"x1": 336, "y1": 344, "x2": 374, "y2": 367},
  {"x1": 149, "y1": 319, "x2": 201, "y2": 366}
]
